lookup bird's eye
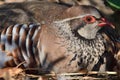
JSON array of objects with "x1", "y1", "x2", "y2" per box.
[{"x1": 83, "y1": 16, "x2": 96, "y2": 23}]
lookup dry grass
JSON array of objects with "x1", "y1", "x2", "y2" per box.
[{"x1": 0, "y1": 67, "x2": 119, "y2": 80}]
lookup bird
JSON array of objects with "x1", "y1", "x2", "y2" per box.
[{"x1": 0, "y1": 1, "x2": 119, "y2": 74}]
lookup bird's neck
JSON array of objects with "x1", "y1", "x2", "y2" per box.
[{"x1": 53, "y1": 22, "x2": 105, "y2": 70}]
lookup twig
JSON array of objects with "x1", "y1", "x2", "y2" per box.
[
  {"x1": 16, "y1": 61, "x2": 26, "y2": 68},
  {"x1": 25, "y1": 71, "x2": 117, "y2": 78}
]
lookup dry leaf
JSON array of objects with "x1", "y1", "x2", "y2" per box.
[{"x1": 0, "y1": 67, "x2": 23, "y2": 78}]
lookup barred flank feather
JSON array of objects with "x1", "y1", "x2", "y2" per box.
[{"x1": 0, "y1": 24, "x2": 41, "y2": 68}]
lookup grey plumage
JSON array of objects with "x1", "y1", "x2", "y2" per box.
[{"x1": 0, "y1": 1, "x2": 119, "y2": 74}]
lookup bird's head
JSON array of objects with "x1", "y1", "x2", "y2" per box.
[{"x1": 56, "y1": 5, "x2": 114, "y2": 40}]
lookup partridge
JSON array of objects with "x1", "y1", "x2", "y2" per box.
[{"x1": 0, "y1": 1, "x2": 119, "y2": 74}]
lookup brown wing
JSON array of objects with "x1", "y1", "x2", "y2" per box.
[{"x1": 100, "y1": 25, "x2": 120, "y2": 71}]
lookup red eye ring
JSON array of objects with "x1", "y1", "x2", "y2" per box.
[{"x1": 83, "y1": 16, "x2": 96, "y2": 23}]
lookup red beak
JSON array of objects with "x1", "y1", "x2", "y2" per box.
[{"x1": 98, "y1": 18, "x2": 115, "y2": 28}]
